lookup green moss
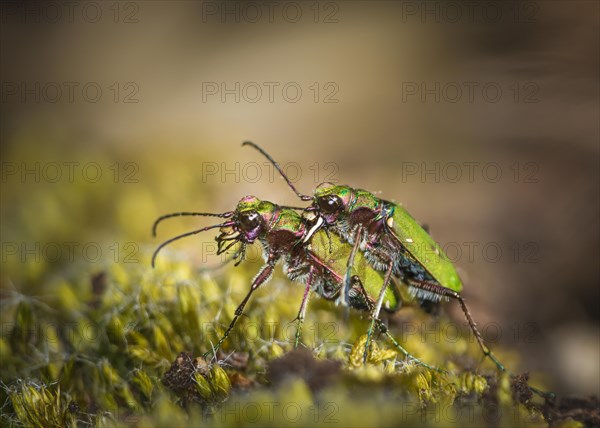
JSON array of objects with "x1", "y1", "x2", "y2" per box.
[{"x1": 0, "y1": 253, "x2": 552, "y2": 427}]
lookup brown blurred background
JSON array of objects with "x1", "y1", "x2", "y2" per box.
[{"x1": 1, "y1": 1, "x2": 598, "y2": 396}]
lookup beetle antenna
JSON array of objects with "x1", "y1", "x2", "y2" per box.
[
  {"x1": 152, "y1": 221, "x2": 235, "y2": 268},
  {"x1": 152, "y1": 211, "x2": 233, "y2": 237},
  {"x1": 242, "y1": 141, "x2": 312, "y2": 201}
]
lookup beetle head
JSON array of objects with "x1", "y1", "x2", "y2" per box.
[
  {"x1": 312, "y1": 182, "x2": 353, "y2": 225},
  {"x1": 217, "y1": 196, "x2": 277, "y2": 251}
]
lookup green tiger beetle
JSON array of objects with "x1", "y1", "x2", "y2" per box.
[
  {"x1": 243, "y1": 141, "x2": 552, "y2": 397},
  {"x1": 152, "y1": 197, "x2": 438, "y2": 370}
]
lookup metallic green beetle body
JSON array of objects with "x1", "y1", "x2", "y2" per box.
[
  {"x1": 152, "y1": 196, "x2": 414, "y2": 357},
  {"x1": 224, "y1": 196, "x2": 402, "y2": 313},
  {"x1": 308, "y1": 183, "x2": 462, "y2": 301},
  {"x1": 233, "y1": 141, "x2": 552, "y2": 396},
  {"x1": 307, "y1": 225, "x2": 401, "y2": 312},
  {"x1": 241, "y1": 141, "x2": 523, "y2": 381},
  {"x1": 389, "y1": 203, "x2": 462, "y2": 292}
]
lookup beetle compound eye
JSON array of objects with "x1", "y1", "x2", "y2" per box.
[
  {"x1": 239, "y1": 211, "x2": 261, "y2": 230},
  {"x1": 318, "y1": 195, "x2": 342, "y2": 213}
]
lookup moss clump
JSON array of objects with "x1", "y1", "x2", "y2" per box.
[
  {"x1": 7, "y1": 382, "x2": 78, "y2": 428},
  {"x1": 162, "y1": 352, "x2": 231, "y2": 407},
  {"x1": 1, "y1": 252, "x2": 558, "y2": 427}
]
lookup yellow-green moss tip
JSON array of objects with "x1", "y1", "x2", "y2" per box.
[{"x1": 0, "y1": 248, "x2": 561, "y2": 427}]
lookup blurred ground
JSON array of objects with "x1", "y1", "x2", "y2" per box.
[{"x1": 1, "y1": 0, "x2": 598, "y2": 406}]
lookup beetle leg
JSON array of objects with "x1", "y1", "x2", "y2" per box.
[
  {"x1": 352, "y1": 276, "x2": 444, "y2": 373},
  {"x1": 205, "y1": 257, "x2": 277, "y2": 358},
  {"x1": 353, "y1": 248, "x2": 397, "y2": 362},
  {"x1": 340, "y1": 225, "x2": 364, "y2": 307},
  {"x1": 406, "y1": 279, "x2": 552, "y2": 397},
  {"x1": 407, "y1": 280, "x2": 502, "y2": 365},
  {"x1": 292, "y1": 265, "x2": 314, "y2": 348},
  {"x1": 363, "y1": 261, "x2": 394, "y2": 363}
]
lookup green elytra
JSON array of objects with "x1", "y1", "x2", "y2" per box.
[
  {"x1": 391, "y1": 204, "x2": 462, "y2": 291},
  {"x1": 151, "y1": 196, "x2": 436, "y2": 369},
  {"x1": 308, "y1": 221, "x2": 401, "y2": 312},
  {"x1": 314, "y1": 184, "x2": 462, "y2": 293}
]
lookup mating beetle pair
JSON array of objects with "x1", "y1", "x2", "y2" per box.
[
  {"x1": 152, "y1": 141, "x2": 547, "y2": 395},
  {"x1": 152, "y1": 196, "x2": 426, "y2": 367}
]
